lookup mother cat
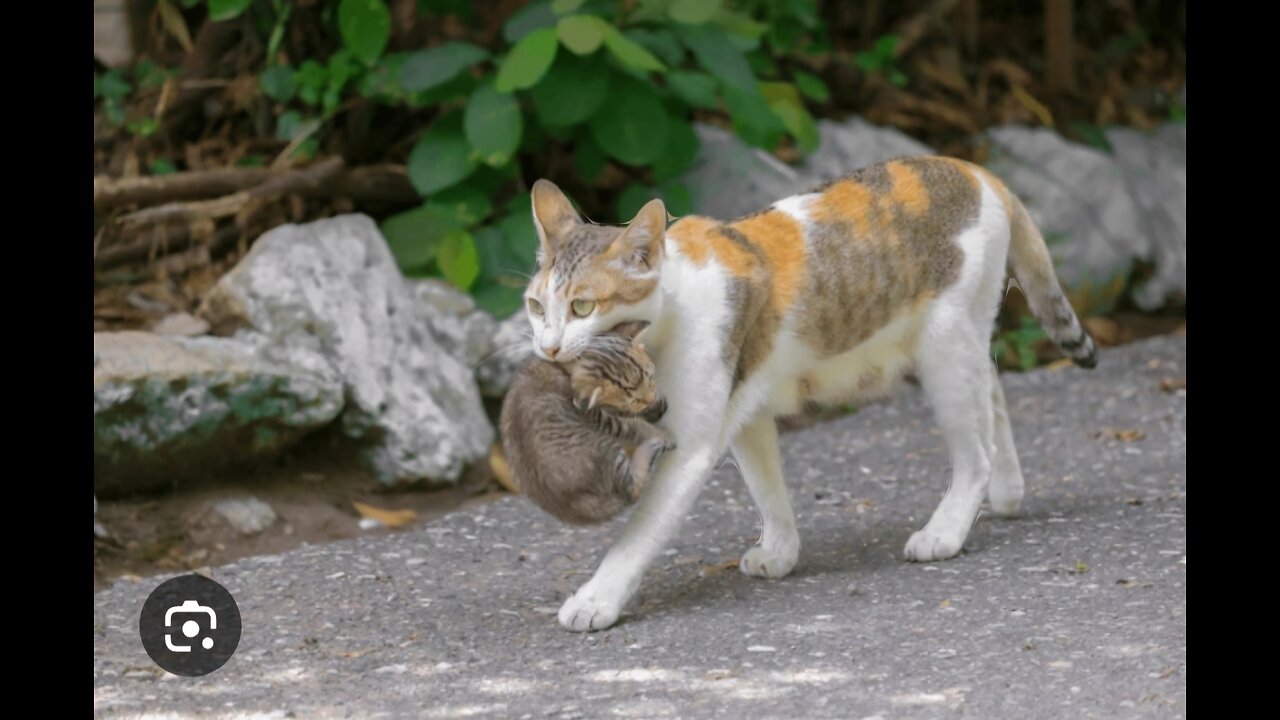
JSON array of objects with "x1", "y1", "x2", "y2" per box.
[{"x1": 523, "y1": 157, "x2": 1096, "y2": 632}]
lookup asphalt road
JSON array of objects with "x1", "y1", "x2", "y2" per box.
[{"x1": 94, "y1": 335, "x2": 1187, "y2": 719}]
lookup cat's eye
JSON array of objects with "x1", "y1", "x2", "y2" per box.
[
  {"x1": 571, "y1": 299, "x2": 596, "y2": 317},
  {"x1": 527, "y1": 298, "x2": 544, "y2": 316}
]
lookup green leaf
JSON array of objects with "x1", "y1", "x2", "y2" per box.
[
  {"x1": 551, "y1": 0, "x2": 585, "y2": 13},
  {"x1": 464, "y1": 82, "x2": 523, "y2": 167},
  {"x1": 128, "y1": 117, "x2": 159, "y2": 137},
  {"x1": 889, "y1": 70, "x2": 908, "y2": 88},
  {"x1": 495, "y1": 28, "x2": 559, "y2": 92},
  {"x1": 668, "y1": 0, "x2": 721, "y2": 24},
  {"x1": 573, "y1": 133, "x2": 607, "y2": 182},
  {"x1": 617, "y1": 180, "x2": 692, "y2": 221},
  {"x1": 710, "y1": 7, "x2": 768, "y2": 39},
  {"x1": 499, "y1": 196, "x2": 540, "y2": 270},
  {"x1": 471, "y1": 282, "x2": 526, "y2": 318},
  {"x1": 556, "y1": 15, "x2": 609, "y2": 55},
  {"x1": 97, "y1": 70, "x2": 132, "y2": 99},
  {"x1": 589, "y1": 78, "x2": 670, "y2": 166},
  {"x1": 408, "y1": 113, "x2": 479, "y2": 194},
  {"x1": 295, "y1": 60, "x2": 327, "y2": 106},
  {"x1": 430, "y1": 184, "x2": 494, "y2": 226},
  {"x1": 666, "y1": 70, "x2": 718, "y2": 109},
  {"x1": 723, "y1": 84, "x2": 784, "y2": 149},
  {"x1": 275, "y1": 110, "x2": 319, "y2": 140},
  {"x1": 651, "y1": 118, "x2": 700, "y2": 182},
  {"x1": 381, "y1": 203, "x2": 454, "y2": 271},
  {"x1": 768, "y1": 96, "x2": 819, "y2": 153},
  {"x1": 504, "y1": 0, "x2": 557, "y2": 43},
  {"x1": 338, "y1": 0, "x2": 391, "y2": 65},
  {"x1": 400, "y1": 42, "x2": 489, "y2": 92},
  {"x1": 208, "y1": 0, "x2": 252, "y2": 21},
  {"x1": 149, "y1": 158, "x2": 177, "y2": 176},
  {"x1": 530, "y1": 54, "x2": 609, "y2": 126},
  {"x1": 624, "y1": 28, "x2": 685, "y2": 67},
  {"x1": 675, "y1": 24, "x2": 756, "y2": 93},
  {"x1": 260, "y1": 65, "x2": 296, "y2": 102},
  {"x1": 604, "y1": 30, "x2": 667, "y2": 73},
  {"x1": 793, "y1": 70, "x2": 829, "y2": 102},
  {"x1": 438, "y1": 230, "x2": 480, "y2": 290}
]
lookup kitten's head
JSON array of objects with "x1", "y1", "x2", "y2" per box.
[
  {"x1": 524, "y1": 180, "x2": 667, "y2": 362},
  {"x1": 569, "y1": 321, "x2": 660, "y2": 416}
]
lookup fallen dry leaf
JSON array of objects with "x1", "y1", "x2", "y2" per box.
[
  {"x1": 1159, "y1": 378, "x2": 1186, "y2": 393},
  {"x1": 1083, "y1": 317, "x2": 1133, "y2": 347},
  {"x1": 489, "y1": 443, "x2": 518, "y2": 494},
  {"x1": 698, "y1": 559, "x2": 742, "y2": 578},
  {"x1": 1096, "y1": 428, "x2": 1146, "y2": 442},
  {"x1": 939, "y1": 598, "x2": 953, "y2": 609},
  {"x1": 1045, "y1": 358, "x2": 1075, "y2": 371},
  {"x1": 351, "y1": 501, "x2": 417, "y2": 529}
]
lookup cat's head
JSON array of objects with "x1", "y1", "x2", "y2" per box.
[
  {"x1": 569, "y1": 321, "x2": 662, "y2": 416},
  {"x1": 523, "y1": 180, "x2": 667, "y2": 362}
]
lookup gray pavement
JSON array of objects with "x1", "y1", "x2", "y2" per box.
[{"x1": 94, "y1": 335, "x2": 1187, "y2": 719}]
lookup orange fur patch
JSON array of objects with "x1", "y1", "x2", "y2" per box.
[
  {"x1": 813, "y1": 180, "x2": 876, "y2": 234},
  {"x1": 886, "y1": 161, "x2": 930, "y2": 216},
  {"x1": 667, "y1": 217, "x2": 720, "y2": 266},
  {"x1": 730, "y1": 211, "x2": 807, "y2": 313}
]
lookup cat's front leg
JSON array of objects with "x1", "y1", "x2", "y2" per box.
[{"x1": 558, "y1": 442, "x2": 718, "y2": 632}]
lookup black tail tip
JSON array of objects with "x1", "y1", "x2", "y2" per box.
[{"x1": 1073, "y1": 352, "x2": 1098, "y2": 369}]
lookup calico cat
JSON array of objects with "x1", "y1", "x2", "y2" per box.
[
  {"x1": 522, "y1": 156, "x2": 1097, "y2": 631},
  {"x1": 500, "y1": 322, "x2": 674, "y2": 526}
]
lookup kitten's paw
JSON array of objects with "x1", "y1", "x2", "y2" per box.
[
  {"x1": 739, "y1": 544, "x2": 799, "y2": 579},
  {"x1": 558, "y1": 590, "x2": 621, "y2": 632},
  {"x1": 903, "y1": 529, "x2": 963, "y2": 562}
]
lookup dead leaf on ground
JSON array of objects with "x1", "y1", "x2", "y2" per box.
[
  {"x1": 351, "y1": 501, "x2": 417, "y2": 529},
  {"x1": 1045, "y1": 358, "x2": 1074, "y2": 371},
  {"x1": 489, "y1": 443, "x2": 518, "y2": 494},
  {"x1": 939, "y1": 598, "x2": 953, "y2": 609},
  {"x1": 698, "y1": 559, "x2": 742, "y2": 578},
  {"x1": 1096, "y1": 428, "x2": 1146, "y2": 442},
  {"x1": 1083, "y1": 317, "x2": 1133, "y2": 347},
  {"x1": 1159, "y1": 378, "x2": 1186, "y2": 392}
]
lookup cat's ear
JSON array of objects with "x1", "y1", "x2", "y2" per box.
[
  {"x1": 609, "y1": 320, "x2": 651, "y2": 339},
  {"x1": 609, "y1": 198, "x2": 667, "y2": 275},
  {"x1": 531, "y1": 179, "x2": 582, "y2": 264}
]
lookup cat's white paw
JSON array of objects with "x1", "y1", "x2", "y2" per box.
[
  {"x1": 903, "y1": 529, "x2": 963, "y2": 562},
  {"x1": 739, "y1": 544, "x2": 799, "y2": 579},
  {"x1": 558, "y1": 590, "x2": 621, "y2": 632}
]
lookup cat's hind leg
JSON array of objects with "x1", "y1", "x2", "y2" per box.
[
  {"x1": 731, "y1": 415, "x2": 800, "y2": 579},
  {"x1": 905, "y1": 307, "x2": 996, "y2": 562},
  {"x1": 987, "y1": 367, "x2": 1025, "y2": 515}
]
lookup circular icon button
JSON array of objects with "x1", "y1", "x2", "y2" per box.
[{"x1": 139, "y1": 574, "x2": 241, "y2": 676}]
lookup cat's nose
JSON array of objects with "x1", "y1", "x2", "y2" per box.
[{"x1": 541, "y1": 344, "x2": 560, "y2": 359}]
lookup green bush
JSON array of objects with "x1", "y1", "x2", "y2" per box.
[{"x1": 113, "y1": 0, "x2": 832, "y2": 317}]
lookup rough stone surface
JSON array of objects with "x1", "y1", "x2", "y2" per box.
[
  {"x1": 212, "y1": 497, "x2": 278, "y2": 535},
  {"x1": 94, "y1": 336, "x2": 1186, "y2": 718},
  {"x1": 201, "y1": 215, "x2": 494, "y2": 485},
  {"x1": 683, "y1": 119, "x2": 934, "y2": 220},
  {"x1": 93, "y1": 332, "x2": 343, "y2": 496},
  {"x1": 986, "y1": 123, "x2": 1187, "y2": 315}
]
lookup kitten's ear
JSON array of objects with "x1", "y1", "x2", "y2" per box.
[
  {"x1": 531, "y1": 179, "x2": 582, "y2": 264},
  {"x1": 609, "y1": 198, "x2": 667, "y2": 275},
  {"x1": 609, "y1": 320, "x2": 651, "y2": 339}
]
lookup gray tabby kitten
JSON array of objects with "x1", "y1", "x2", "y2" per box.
[{"x1": 500, "y1": 322, "x2": 675, "y2": 525}]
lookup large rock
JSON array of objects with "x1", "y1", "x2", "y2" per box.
[
  {"x1": 985, "y1": 123, "x2": 1187, "y2": 315},
  {"x1": 682, "y1": 118, "x2": 933, "y2": 219},
  {"x1": 201, "y1": 215, "x2": 494, "y2": 486},
  {"x1": 93, "y1": 332, "x2": 343, "y2": 496},
  {"x1": 1104, "y1": 123, "x2": 1186, "y2": 310}
]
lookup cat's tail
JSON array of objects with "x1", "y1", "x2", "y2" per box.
[{"x1": 1003, "y1": 189, "x2": 1098, "y2": 369}]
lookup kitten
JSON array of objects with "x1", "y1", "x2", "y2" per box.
[
  {"x1": 522, "y1": 156, "x2": 1097, "y2": 631},
  {"x1": 500, "y1": 322, "x2": 674, "y2": 526}
]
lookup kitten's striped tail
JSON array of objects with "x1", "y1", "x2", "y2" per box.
[{"x1": 1005, "y1": 191, "x2": 1098, "y2": 369}]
